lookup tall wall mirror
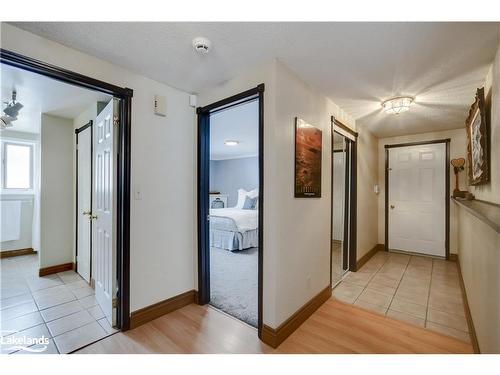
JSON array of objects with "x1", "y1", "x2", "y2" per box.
[{"x1": 331, "y1": 121, "x2": 357, "y2": 287}]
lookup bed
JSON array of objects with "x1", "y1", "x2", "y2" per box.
[{"x1": 209, "y1": 208, "x2": 258, "y2": 251}]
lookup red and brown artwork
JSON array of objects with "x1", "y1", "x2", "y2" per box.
[{"x1": 295, "y1": 118, "x2": 322, "y2": 198}]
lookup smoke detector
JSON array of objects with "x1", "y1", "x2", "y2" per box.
[{"x1": 192, "y1": 37, "x2": 212, "y2": 55}]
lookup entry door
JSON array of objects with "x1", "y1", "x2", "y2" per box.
[
  {"x1": 92, "y1": 100, "x2": 117, "y2": 326},
  {"x1": 77, "y1": 126, "x2": 92, "y2": 282},
  {"x1": 388, "y1": 143, "x2": 446, "y2": 257}
]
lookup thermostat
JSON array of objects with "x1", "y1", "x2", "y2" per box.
[{"x1": 154, "y1": 95, "x2": 166, "y2": 117}]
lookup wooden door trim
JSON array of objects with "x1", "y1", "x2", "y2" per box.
[
  {"x1": 1, "y1": 48, "x2": 133, "y2": 331},
  {"x1": 384, "y1": 139, "x2": 451, "y2": 259}
]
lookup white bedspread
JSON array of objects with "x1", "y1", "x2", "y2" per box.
[{"x1": 209, "y1": 208, "x2": 258, "y2": 233}]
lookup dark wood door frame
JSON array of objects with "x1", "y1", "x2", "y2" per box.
[
  {"x1": 1, "y1": 48, "x2": 133, "y2": 330},
  {"x1": 330, "y1": 117, "x2": 358, "y2": 286},
  {"x1": 196, "y1": 84, "x2": 265, "y2": 336},
  {"x1": 75, "y1": 121, "x2": 93, "y2": 279},
  {"x1": 384, "y1": 139, "x2": 451, "y2": 259}
]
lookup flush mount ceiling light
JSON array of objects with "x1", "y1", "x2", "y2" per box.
[
  {"x1": 0, "y1": 115, "x2": 15, "y2": 129},
  {"x1": 224, "y1": 140, "x2": 239, "y2": 146},
  {"x1": 382, "y1": 96, "x2": 413, "y2": 115}
]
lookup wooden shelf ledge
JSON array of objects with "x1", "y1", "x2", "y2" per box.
[{"x1": 452, "y1": 197, "x2": 500, "y2": 234}]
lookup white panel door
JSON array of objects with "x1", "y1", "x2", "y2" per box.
[
  {"x1": 77, "y1": 126, "x2": 92, "y2": 282},
  {"x1": 388, "y1": 143, "x2": 446, "y2": 257},
  {"x1": 92, "y1": 100, "x2": 117, "y2": 326}
]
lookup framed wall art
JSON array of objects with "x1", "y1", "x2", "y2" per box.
[
  {"x1": 465, "y1": 87, "x2": 489, "y2": 185},
  {"x1": 294, "y1": 117, "x2": 322, "y2": 197}
]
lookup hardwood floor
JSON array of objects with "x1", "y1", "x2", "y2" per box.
[
  {"x1": 277, "y1": 299, "x2": 472, "y2": 353},
  {"x1": 76, "y1": 298, "x2": 473, "y2": 354}
]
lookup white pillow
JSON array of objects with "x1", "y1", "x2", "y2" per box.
[
  {"x1": 247, "y1": 188, "x2": 259, "y2": 198},
  {"x1": 236, "y1": 189, "x2": 249, "y2": 208},
  {"x1": 236, "y1": 188, "x2": 259, "y2": 208}
]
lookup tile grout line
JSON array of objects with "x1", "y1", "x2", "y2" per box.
[
  {"x1": 385, "y1": 254, "x2": 411, "y2": 316},
  {"x1": 424, "y1": 259, "x2": 435, "y2": 328},
  {"x1": 351, "y1": 252, "x2": 390, "y2": 309},
  {"x1": 51, "y1": 315, "x2": 114, "y2": 354}
]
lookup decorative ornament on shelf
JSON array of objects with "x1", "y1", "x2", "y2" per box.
[{"x1": 451, "y1": 158, "x2": 474, "y2": 200}]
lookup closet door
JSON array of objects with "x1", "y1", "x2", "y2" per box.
[{"x1": 76, "y1": 125, "x2": 92, "y2": 282}]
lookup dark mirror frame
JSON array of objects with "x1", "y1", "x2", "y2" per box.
[{"x1": 330, "y1": 117, "x2": 357, "y2": 289}]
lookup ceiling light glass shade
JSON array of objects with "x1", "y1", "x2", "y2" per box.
[
  {"x1": 1, "y1": 115, "x2": 15, "y2": 129},
  {"x1": 382, "y1": 96, "x2": 413, "y2": 115},
  {"x1": 224, "y1": 140, "x2": 239, "y2": 146}
]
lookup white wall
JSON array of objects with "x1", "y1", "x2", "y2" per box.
[
  {"x1": 456, "y1": 206, "x2": 500, "y2": 353},
  {"x1": 1, "y1": 24, "x2": 196, "y2": 312},
  {"x1": 40, "y1": 114, "x2": 74, "y2": 267},
  {"x1": 210, "y1": 157, "x2": 259, "y2": 207},
  {"x1": 377, "y1": 128, "x2": 467, "y2": 254},
  {"x1": 456, "y1": 43, "x2": 500, "y2": 353},
  {"x1": 356, "y1": 127, "x2": 379, "y2": 259},
  {"x1": 198, "y1": 60, "x2": 355, "y2": 328},
  {"x1": 273, "y1": 63, "x2": 355, "y2": 326}
]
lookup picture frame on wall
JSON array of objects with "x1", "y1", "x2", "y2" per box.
[
  {"x1": 294, "y1": 117, "x2": 322, "y2": 198},
  {"x1": 465, "y1": 87, "x2": 489, "y2": 185}
]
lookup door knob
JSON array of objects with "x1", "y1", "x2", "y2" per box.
[
  {"x1": 390, "y1": 205, "x2": 395, "y2": 209},
  {"x1": 90, "y1": 214, "x2": 98, "y2": 220},
  {"x1": 83, "y1": 210, "x2": 92, "y2": 215}
]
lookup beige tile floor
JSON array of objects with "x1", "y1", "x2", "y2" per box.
[
  {"x1": 333, "y1": 250, "x2": 471, "y2": 343},
  {"x1": 1, "y1": 254, "x2": 117, "y2": 354}
]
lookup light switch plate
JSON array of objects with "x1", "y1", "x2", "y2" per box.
[{"x1": 134, "y1": 189, "x2": 142, "y2": 200}]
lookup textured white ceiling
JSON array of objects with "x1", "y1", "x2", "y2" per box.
[
  {"x1": 210, "y1": 100, "x2": 258, "y2": 160},
  {"x1": 10, "y1": 22, "x2": 500, "y2": 137},
  {"x1": 1, "y1": 63, "x2": 111, "y2": 133}
]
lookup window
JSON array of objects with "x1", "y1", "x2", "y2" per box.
[{"x1": 1, "y1": 141, "x2": 34, "y2": 191}]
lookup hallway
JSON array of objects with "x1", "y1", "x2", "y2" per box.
[{"x1": 75, "y1": 297, "x2": 473, "y2": 354}]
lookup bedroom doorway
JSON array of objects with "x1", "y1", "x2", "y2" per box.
[{"x1": 197, "y1": 85, "x2": 264, "y2": 333}]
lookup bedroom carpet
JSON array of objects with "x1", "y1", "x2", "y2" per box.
[{"x1": 209, "y1": 246, "x2": 258, "y2": 328}]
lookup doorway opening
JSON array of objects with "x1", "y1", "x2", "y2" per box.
[
  {"x1": 330, "y1": 117, "x2": 357, "y2": 287},
  {"x1": 197, "y1": 85, "x2": 264, "y2": 333},
  {"x1": 0, "y1": 49, "x2": 132, "y2": 354},
  {"x1": 385, "y1": 140, "x2": 450, "y2": 258}
]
